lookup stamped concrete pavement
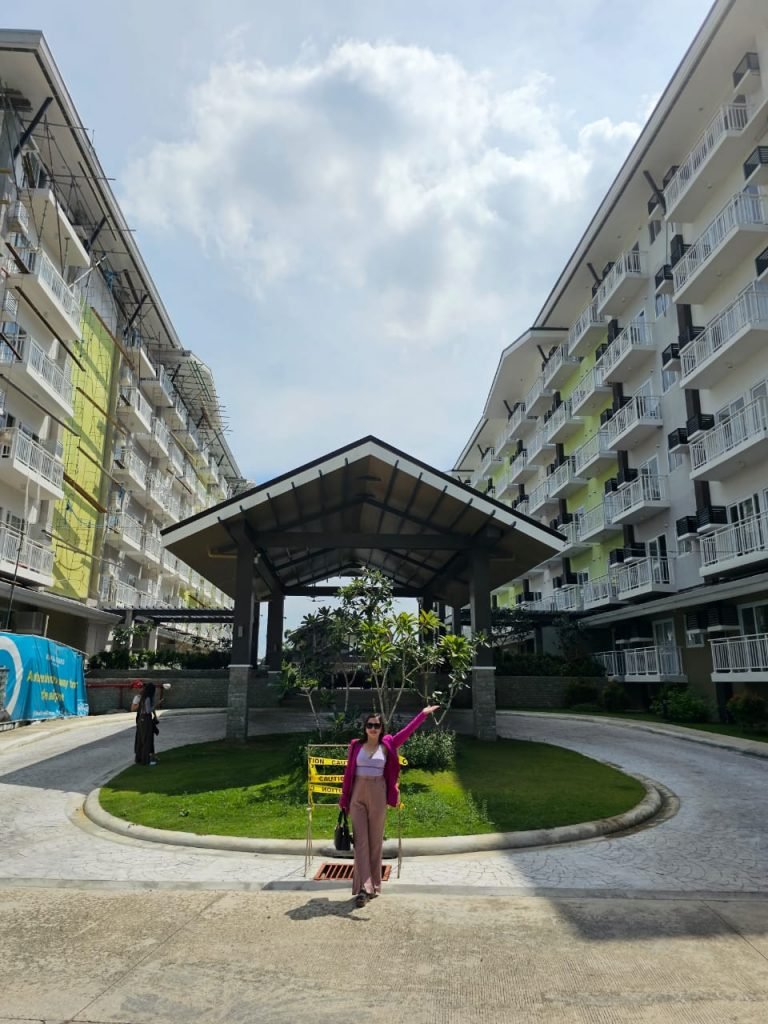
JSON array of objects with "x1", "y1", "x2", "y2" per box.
[
  {"x1": 3, "y1": 710, "x2": 768, "y2": 1023},
  {"x1": 1, "y1": 709, "x2": 767, "y2": 894}
]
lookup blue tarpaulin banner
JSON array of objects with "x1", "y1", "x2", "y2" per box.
[{"x1": 0, "y1": 633, "x2": 88, "y2": 722}]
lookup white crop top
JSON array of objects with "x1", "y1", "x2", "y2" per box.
[{"x1": 356, "y1": 744, "x2": 386, "y2": 777}]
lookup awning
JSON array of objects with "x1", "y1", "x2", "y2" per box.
[{"x1": 162, "y1": 436, "x2": 565, "y2": 607}]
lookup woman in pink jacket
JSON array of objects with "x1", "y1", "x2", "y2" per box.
[{"x1": 339, "y1": 705, "x2": 439, "y2": 907}]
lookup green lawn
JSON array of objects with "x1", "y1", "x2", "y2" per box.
[{"x1": 99, "y1": 734, "x2": 645, "y2": 839}]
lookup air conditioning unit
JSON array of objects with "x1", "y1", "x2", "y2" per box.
[
  {"x1": 553, "y1": 576, "x2": 563, "y2": 589},
  {"x1": 604, "y1": 477, "x2": 619, "y2": 494},
  {"x1": 670, "y1": 234, "x2": 688, "y2": 266},
  {"x1": 617, "y1": 467, "x2": 638, "y2": 487},
  {"x1": 7, "y1": 201, "x2": 29, "y2": 237}
]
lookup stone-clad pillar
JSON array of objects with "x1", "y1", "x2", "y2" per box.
[
  {"x1": 266, "y1": 596, "x2": 285, "y2": 672},
  {"x1": 469, "y1": 547, "x2": 496, "y2": 741}
]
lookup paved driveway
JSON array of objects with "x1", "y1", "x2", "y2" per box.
[{"x1": 1, "y1": 710, "x2": 767, "y2": 894}]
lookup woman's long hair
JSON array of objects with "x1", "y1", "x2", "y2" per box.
[{"x1": 140, "y1": 681, "x2": 156, "y2": 708}]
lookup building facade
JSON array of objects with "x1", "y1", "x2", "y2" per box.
[
  {"x1": 453, "y1": 0, "x2": 768, "y2": 713},
  {"x1": 0, "y1": 31, "x2": 240, "y2": 654}
]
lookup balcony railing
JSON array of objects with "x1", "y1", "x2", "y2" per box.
[
  {"x1": 613, "y1": 475, "x2": 668, "y2": 518},
  {"x1": 582, "y1": 574, "x2": 621, "y2": 608},
  {"x1": 115, "y1": 447, "x2": 148, "y2": 489},
  {"x1": 552, "y1": 585, "x2": 582, "y2": 612},
  {"x1": 614, "y1": 556, "x2": 672, "y2": 597},
  {"x1": 7, "y1": 248, "x2": 83, "y2": 329},
  {"x1": 711, "y1": 633, "x2": 768, "y2": 675},
  {"x1": 142, "y1": 532, "x2": 162, "y2": 561},
  {"x1": 595, "y1": 249, "x2": 648, "y2": 316},
  {"x1": 673, "y1": 193, "x2": 768, "y2": 296},
  {"x1": 604, "y1": 395, "x2": 662, "y2": 446},
  {"x1": 690, "y1": 397, "x2": 768, "y2": 475},
  {"x1": 0, "y1": 428, "x2": 64, "y2": 491},
  {"x1": 566, "y1": 300, "x2": 603, "y2": 356},
  {"x1": 664, "y1": 102, "x2": 750, "y2": 215},
  {"x1": 596, "y1": 645, "x2": 684, "y2": 680},
  {"x1": 119, "y1": 386, "x2": 153, "y2": 424},
  {"x1": 570, "y1": 364, "x2": 610, "y2": 413},
  {"x1": 28, "y1": 339, "x2": 73, "y2": 407},
  {"x1": 0, "y1": 525, "x2": 54, "y2": 579},
  {"x1": 573, "y1": 429, "x2": 612, "y2": 475},
  {"x1": 528, "y1": 478, "x2": 552, "y2": 513},
  {"x1": 700, "y1": 510, "x2": 768, "y2": 572},
  {"x1": 542, "y1": 344, "x2": 580, "y2": 388},
  {"x1": 681, "y1": 282, "x2": 768, "y2": 386},
  {"x1": 107, "y1": 513, "x2": 143, "y2": 548},
  {"x1": 594, "y1": 320, "x2": 655, "y2": 381},
  {"x1": 579, "y1": 499, "x2": 618, "y2": 540}
]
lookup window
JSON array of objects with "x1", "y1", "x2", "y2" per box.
[
  {"x1": 648, "y1": 219, "x2": 662, "y2": 244},
  {"x1": 640, "y1": 455, "x2": 659, "y2": 476},
  {"x1": 677, "y1": 537, "x2": 695, "y2": 556},
  {"x1": 662, "y1": 368, "x2": 679, "y2": 392},
  {"x1": 655, "y1": 291, "x2": 671, "y2": 317},
  {"x1": 668, "y1": 449, "x2": 685, "y2": 472}
]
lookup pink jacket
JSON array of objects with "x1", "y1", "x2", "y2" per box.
[{"x1": 339, "y1": 709, "x2": 430, "y2": 811}]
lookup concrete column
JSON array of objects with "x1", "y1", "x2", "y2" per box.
[
  {"x1": 469, "y1": 547, "x2": 496, "y2": 741},
  {"x1": 250, "y1": 602, "x2": 261, "y2": 670},
  {"x1": 266, "y1": 596, "x2": 285, "y2": 672},
  {"x1": 147, "y1": 627, "x2": 159, "y2": 653},
  {"x1": 452, "y1": 605, "x2": 463, "y2": 636},
  {"x1": 226, "y1": 665, "x2": 250, "y2": 742},
  {"x1": 227, "y1": 525, "x2": 255, "y2": 741}
]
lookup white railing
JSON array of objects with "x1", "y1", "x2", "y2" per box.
[
  {"x1": 168, "y1": 441, "x2": 185, "y2": 475},
  {"x1": 553, "y1": 585, "x2": 582, "y2": 612},
  {"x1": 595, "y1": 320, "x2": 654, "y2": 376},
  {"x1": 664, "y1": 103, "x2": 750, "y2": 212},
  {"x1": 673, "y1": 193, "x2": 768, "y2": 293},
  {"x1": 548, "y1": 457, "x2": 580, "y2": 494},
  {"x1": 560, "y1": 520, "x2": 581, "y2": 549},
  {"x1": 571, "y1": 364, "x2": 608, "y2": 409},
  {"x1": 596, "y1": 645, "x2": 683, "y2": 679},
  {"x1": 614, "y1": 557, "x2": 672, "y2": 596},
  {"x1": 0, "y1": 525, "x2": 54, "y2": 577},
  {"x1": 116, "y1": 447, "x2": 148, "y2": 488},
  {"x1": 481, "y1": 446, "x2": 502, "y2": 472},
  {"x1": 1, "y1": 429, "x2": 64, "y2": 490},
  {"x1": 524, "y1": 375, "x2": 549, "y2": 412},
  {"x1": 142, "y1": 533, "x2": 162, "y2": 561},
  {"x1": 567, "y1": 300, "x2": 602, "y2": 354},
  {"x1": 528, "y1": 478, "x2": 551, "y2": 512},
  {"x1": 12, "y1": 248, "x2": 83, "y2": 326},
  {"x1": 527, "y1": 429, "x2": 551, "y2": 461},
  {"x1": 509, "y1": 450, "x2": 528, "y2": 479},
  {"x1": 614, "y1": 475, "x2": 668, "y2": 517},
  {"x1": 700, "y1": 510, "x2": 768, "y2": 569},
  {"x1": 120, "y1": 386, "x2": 152, "y2": 423},
  {"x1": 543, "y1": 344, "x2": 579, "y2": 387},
  {"x1": 579, "y1": 500, "x2": 616, "y2": 539},
  {"x1": 681, "y1": 282, "x2": 768, "y2": 382},
  {"x1": 582, "y1": 574, "x2": 619, "y2": 606},
  {"x1": 711, "y1": 633, "x2": 768, "y2": 674},
  {"x1": 514, "y1": 499, "x2": 530, "y2": 517},
  {"x1": 605, "y1": 395, "x2": 662, "y2": 444},
  {"x1": 544, "y1": 400, "x2": 574, "y2": 441},
  {"x1": 573, "y1": 429, "x2": 611, "y2": 475},
  {"x1": 690, "y1": 397, "x2": 768, "y2": 472},
  {"x1": 28, "y1": 339, "x2": 73, "y2": 406},
  {"x1": 107, "y1": 513, "x2": 142, "y2": 547},
  {"x1": 150, "y1": 416, "x2": 170, "y2": 450},
  {"x1": 596, "y1": 250, "x2": 646, "y2": 309}
]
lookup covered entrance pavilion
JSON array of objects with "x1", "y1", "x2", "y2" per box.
[{"x1": 162, "y1": 437, "x2": 563, "y2": 741}]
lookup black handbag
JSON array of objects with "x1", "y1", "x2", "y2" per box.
[{"x1": 334, "y1": 810, "x2": 352, "y2": 851}]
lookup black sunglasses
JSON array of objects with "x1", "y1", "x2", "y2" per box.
[{"x1": 365, "y1": 722, "x2": 382, "y2": 729}]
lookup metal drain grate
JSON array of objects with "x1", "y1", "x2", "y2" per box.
[{"x1": 313, "y1": 863, "x2": 392, "y2": 882}]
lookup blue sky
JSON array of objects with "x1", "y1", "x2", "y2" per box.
[{"x1": 7, "y1": 0, "x2": 713, "y2": 484}]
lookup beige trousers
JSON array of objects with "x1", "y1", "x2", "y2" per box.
[{"x1": 350, "y1": 776, "x2": 387, "y2": 895}]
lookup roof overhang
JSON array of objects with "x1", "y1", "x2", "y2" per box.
[{"x1": 162, "y1": 436, "x2": 565, "y2": 607}]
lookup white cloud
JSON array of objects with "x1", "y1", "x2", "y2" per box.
[{"x1": 122, "y1": 41, "x2": 645, "y2": 474}]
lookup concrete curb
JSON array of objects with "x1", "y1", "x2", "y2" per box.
[{"x1": 83, "y1": 773, "x2": 663, "y2": 858}]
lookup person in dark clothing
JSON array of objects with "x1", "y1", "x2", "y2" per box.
[{"x1": 134, "y1": 682, "x2": 158, "y2": 766}]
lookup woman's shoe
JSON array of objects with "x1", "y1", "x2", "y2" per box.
[{"x1": 354, "y1": 890, "x2": 368, "y2": 908}]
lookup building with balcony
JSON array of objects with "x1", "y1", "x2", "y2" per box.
[
  {"x1": 451, "y1": 0, "x2": 768, "y2": 715},
  {"x1": 0, "y1": 31, "x2": 241, "y2": 654}
]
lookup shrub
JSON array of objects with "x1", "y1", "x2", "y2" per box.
[
  {"x1": 651, "y1": 687, "x2": 710, "y2": 723},
  {"x1": 601, "y1": 679, "x2": 629, "y2": 712},
  {"x1": 494, "y1": 650, "x2": 605, "y2": 678},
  {"x1": 726, "y1": 694, "x2": 768, "y2": 731},
  {"x1": 568, "y1": 702, "x2": 603, "y2": 713},
  {"x1": 564, "y1": 679, "x2": 601, "y2": 707},
  {"x1": 402, "y1": 728, "x2": 457, "y2": 770}
]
